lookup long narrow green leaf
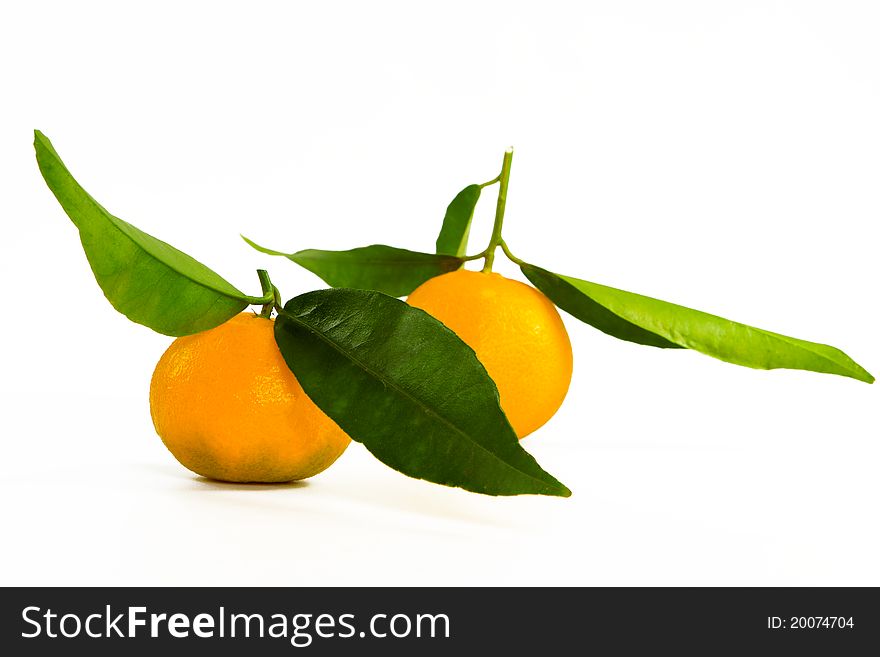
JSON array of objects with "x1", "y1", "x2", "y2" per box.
[
  {"x1": 522, "y1": 264, "x2": 873, "y2": 383},
  {"x1": 35, "y1": 130, "x2": 262, "y2": 336},
  {"x1": 435, "y1": 184, "x2": 481, "y2": 257},
  {"x1": 274, "y1": 288, "x2": 571, "y2": 497},
  {"x1": 244, "y1": 237, "x2": 462, "y2": 297}
]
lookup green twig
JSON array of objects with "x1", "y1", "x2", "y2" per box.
[
  {"x1": 499, "y1": 240, "x2": 526, "y2": 266},
  {"x1": 460, "y1": 249, "x2": 489, "y2": 262},
  {"x1": 256, "y1": 269, "x2": 277, "y2": 318},
  {"x1": 482, "y1": 148, "x2": 514, "y2": 273}
]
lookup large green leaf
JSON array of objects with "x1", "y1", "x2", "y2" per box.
[
  {"x1": 244, "y1": 238, "x2": 462, "y2": 297},
  {"x1": 274, "y1": 289, "x2": 571, "y2": 497},
  {"x1": 522, "y1": 264, "x2": 874, "y2": 383},
  {"x1": 435, "y1": 184, "x2": 481, "y2": 257},
  {"x1": 35, "y1": 131, "x2": 266, "y2": 336}
]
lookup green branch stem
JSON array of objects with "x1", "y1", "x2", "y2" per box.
[
  {"x1": 255, "y1": 269, "x2": 280, "y2": 318},
  {"x1": 461, "y1": 249, "x2": 489, "y2": 262},
  {"x1": 499, "y1": 240, "x2": 526, "y2": 266},
  {"x1": 482, "y1": 148, "x2": 514, "y2": 273}
]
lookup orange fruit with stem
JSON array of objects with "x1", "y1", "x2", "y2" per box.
[
  {"x1": 408, "y1": 269, "x2": 573, "y2": 438},
  {"x1": 149, "y1": 313, "x2": 350, "y2": 482}
]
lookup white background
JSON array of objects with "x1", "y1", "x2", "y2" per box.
[{"x1": 1, "y1": 1, "x2": 878, "y2": 586}]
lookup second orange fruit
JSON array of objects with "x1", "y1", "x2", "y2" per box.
[
  {"x1": 408, "y1": 269, "x2": 573, "y2": 438},
  {"x1": 150, "y1": 313, "x2": 350, "y2": 483}
]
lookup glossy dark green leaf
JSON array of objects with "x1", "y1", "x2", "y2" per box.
[
  {"x1": 435, "y1": 184, "x2": 481, "y2": 257},
  {"x1": 523, "y1": 264, "x2": 874, "y2": 383},
  {"x1": 274, "y1": 288, "x2": 571, "y2": 497},
  {"x1": 244, "y1": 237, "x2": 462, "y2": 297},
  {"x1": 35, "y1": 131, "x2": 266, "y2": 336}
]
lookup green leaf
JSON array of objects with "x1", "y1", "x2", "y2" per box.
[
  {"x1": 435, "y1": 184, "x2": 481, "y2": 257},
  {"x1": 522, "y1": 265, "x2": 682, "y2": 349},
  {"x1": 244, "y1": 238, "x2": 462, "y2": 297},
  {"x1": 35, "y1": 130, "x2": 264, "y2": 336},
  {"x1": 274, "y1": 288, "x2": 571, "y2": 497},
  {"x1": 522, "y1": 264, "x2": 874, "y2": 383}
]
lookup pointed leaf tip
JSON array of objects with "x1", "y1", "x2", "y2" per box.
[{"x1": 436, "y1": 184, "x2": 482, "y2": 258}]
